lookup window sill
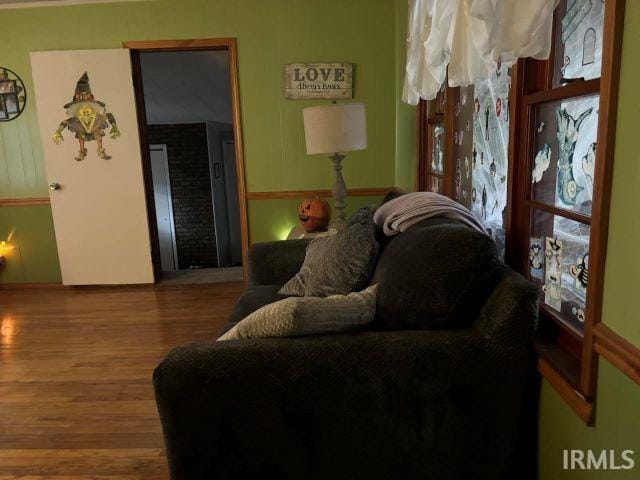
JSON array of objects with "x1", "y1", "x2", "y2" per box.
[{"x1": 536, "y1": 342, "x2": 594, "y2": 425}]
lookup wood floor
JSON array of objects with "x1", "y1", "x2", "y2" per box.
[{"x1": 0, "y1": 282, "x2": 245, "y2": 479}]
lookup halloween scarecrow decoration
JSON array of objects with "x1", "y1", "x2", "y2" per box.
[{"x1": 52, "y1": 72, "x2": 120, "y2": 161}]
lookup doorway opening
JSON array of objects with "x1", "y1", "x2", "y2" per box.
[{"x1": 127, "y1": 39, "x2": 248, "y2": 284}]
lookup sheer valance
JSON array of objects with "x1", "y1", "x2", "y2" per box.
[{"x1": 403, "y1": 0, "x2": 560, "y2": 105}]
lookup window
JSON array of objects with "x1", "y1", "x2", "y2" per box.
[
  {"x1": 418, "y1": 84, "x2": 447, "y2": 194},
  {"x1": 508, "y1": 0, "x2": 625, "y2": 424},
  {"x1": 454, "y1": 69, "x2": 511, "y2": 258},
  {"x1": 418, "y1": 69, "x2": 512, "y2": 257},
  {"x1": 416, "y1": 0, "x2": 626, "y2": 423}
]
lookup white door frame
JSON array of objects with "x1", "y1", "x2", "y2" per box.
[{"x1": 149, "y1": 144, "x2": 179, "y2": 271}]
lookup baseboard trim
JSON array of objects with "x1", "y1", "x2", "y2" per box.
[
  {"x1": 593, "y1": 323, "x2": 640, "y2": 386},
  {"x1": 0, "y1": 282, "x2": 249, "y2": 291},
  {"x1": 0, "y1": 197, "x2": 50, "y2": 206},
  {"x1": 246, "y1": 187, "x2": 396, "y2": 200},
  {"x1": 0, "y1": 282, "x2": 63, "y2": 289}
]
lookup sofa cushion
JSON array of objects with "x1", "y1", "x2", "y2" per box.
[
  {"x1": 371, "y1": 218, "x2": 499, "y2": 330},
  {"x1": 279, "y1": 206, "x2": 379, "y2": 297},
  {"x1": 228, "y1": 285, "x2": 289, "y2": 324},
  {"x1": 218, "y1": 285, "x2": 378, "y2": 341}
]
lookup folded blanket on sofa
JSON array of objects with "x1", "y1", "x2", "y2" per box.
[{"x1": 373, "y1": 191, "x2": 488, "y2": 236}]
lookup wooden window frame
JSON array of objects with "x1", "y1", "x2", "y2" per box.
[
  {"x1": 417, "y1": 86, "x2": 452, "y2": 195},
  {"x1": 508, "y1": 0, "x2": 626, "y2": 424},
  {"x1": 416, "y1": 1, "x2": 628, "y2": 424}
]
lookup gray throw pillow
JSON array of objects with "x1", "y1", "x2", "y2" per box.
[
  {"x1": 279, "y1": 206, "x2": 379, "y2": 297},
  {"x1": 218, "y1": 285, "x2": 378, "y2": 341}
]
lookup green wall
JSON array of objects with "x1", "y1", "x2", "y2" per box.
[
  {"x1": 0, "y1": 206, "x2": 60, "y2": 283},
  {"x1": 394, "y1": 0, "x2": 417, "y2": 192},
  {"x1": 539, "y1": 361, "x2": 640, "y2": 479},
  {"x1": 249, "y1": 196, "x2": 384, "y2": 243},
  {"x1": 0, "y1": 0, "x2": 398, "y2": 283},
  {"x1": 600, "y1": 0, "x2": 640, "y2": 348},
  {"x1": 538, "y1": 2, "x2": 640, "y2": 478}
]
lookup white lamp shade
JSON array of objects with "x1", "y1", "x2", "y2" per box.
[{"x1": 302, "y1": 103, "x2": 367, "y2": 155}]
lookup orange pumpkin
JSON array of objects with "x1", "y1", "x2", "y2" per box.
[{"x1": 298, "y1": 196, "x2": 331, "y2": 232}]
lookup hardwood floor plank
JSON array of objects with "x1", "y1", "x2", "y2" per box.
[
  {"x1": 0, "y1": 475, "x2": 159, "y2": 480},
  {"x1": 0, "y1": 434, "x2": 163, "y2": 450},
  {"x1": 0, "y1": 283, "x2": 244, "y2": 477}
]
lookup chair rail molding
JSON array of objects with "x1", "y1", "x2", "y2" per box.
[
  {"x1": 0, "y1": 197, "x2": 50, "y2": 206},
  {"x1": 246, "y1": 187, "x2": 395, "y2": 200}
]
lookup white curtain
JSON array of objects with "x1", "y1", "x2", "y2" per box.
[{"x1": 403, "y1": 0, "x2": 560, "y2": 105}]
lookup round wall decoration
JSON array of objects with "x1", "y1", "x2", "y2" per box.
[{"x1": 0, "y1": 68, "x2": 27, "y2": 122}]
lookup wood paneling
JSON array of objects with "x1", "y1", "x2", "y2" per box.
[
  {"x1": 0, "y1": 0, "x2": 398, "y2": 283},
  {"x1": 247, "y1": 194, "x2": 385, "y2": 243},
  {"x1": 0, "y1": 282, "x2": 245, "y2": 477},
  {"x1": 1, "y1": 2, "x2": 397, "y2": 196},
  {"x1": 0, "y1": 205, "x2": 61, "y2": 284}
]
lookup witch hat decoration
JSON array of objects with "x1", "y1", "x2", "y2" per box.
[{"x1": 64, "y1": 72, "x2": 105, "y2": 109}]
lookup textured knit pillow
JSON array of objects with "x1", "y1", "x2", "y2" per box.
[
  {"x1": 218, "y1": 285, "x2": 378, "y2": 341},
  {"x1": 279, "y1": 206, "x2": 379, "y2": 297}
]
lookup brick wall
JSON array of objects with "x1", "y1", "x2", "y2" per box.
[{"x1": 147, "y1": 123, "x2": 218, "y2": 269}]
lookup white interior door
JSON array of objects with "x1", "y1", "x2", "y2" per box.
[
  {"x1": 150, "y1": 145, "x2": 178, "y2": 272},
  {"x1": 222, "y1": 139, "x2": 242, "y2": 266},
  {"x1": 30, "y1": 49, "x2": 154, "y2": 285}
]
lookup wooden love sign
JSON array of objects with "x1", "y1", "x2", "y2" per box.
[{"x1": 284, "y1": 63, "x2": 353, "y2": 99}]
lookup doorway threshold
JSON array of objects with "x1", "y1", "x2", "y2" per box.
[{"x1": 160, "y1": 267, "x2": 243, "y2": 285}]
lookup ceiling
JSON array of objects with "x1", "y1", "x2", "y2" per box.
[{"x1": 139, "y1": 50, "x2": 233, "y2": 126}]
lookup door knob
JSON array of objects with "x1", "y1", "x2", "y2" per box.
[{"x1": 49, "y1": 182, "x2": 61, "y2": 191}]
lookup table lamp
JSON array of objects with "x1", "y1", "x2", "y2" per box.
[{"x1": 302, "y1": 102, "x2": 367, "y2": 228}]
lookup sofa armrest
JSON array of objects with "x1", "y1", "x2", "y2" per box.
[
  {"x1": 475, "y1": 266, "x2": 539, "y2": 352},
  {"x1": 154, "y1": 330, "x2": 531, "y2": 479},
  {"x1": 248, "y1": 239, "x2": 310, "y2": 286}
]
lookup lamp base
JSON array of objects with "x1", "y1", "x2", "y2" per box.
[{"x1": 329, "y1": 153, "x2": 347, "y2": 229}]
